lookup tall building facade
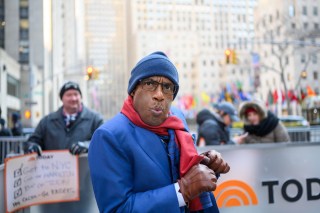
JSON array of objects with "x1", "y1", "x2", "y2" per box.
[
  {"x1": 3, "y1": 0, "x2": 88, "y2": 127},
  {"x1": 127, "y1": 0, "x2": 257, "y2": 110},
  {"x1": 4, "y1": 0, "x2": 52, "y2": 127},
  {"x1": 83, "y1": 0, "x2": 128, "y2": 119},
  {"x1": 254, "y1": 0, "x2": 320, "y2": 114},
  {"x1": 0, "y1": 49, "x2": 21, "y2": 127}
]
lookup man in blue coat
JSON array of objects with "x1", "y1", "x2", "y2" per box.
[{"x1": 88, "y1": 52, "x2": 230, "y2": 213}]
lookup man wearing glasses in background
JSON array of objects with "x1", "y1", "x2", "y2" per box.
[{"x1": 89, "y1": 52, "x2": 230, "y2": 212}]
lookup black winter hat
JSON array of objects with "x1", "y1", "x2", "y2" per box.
[{"x1": 59, "y1": 81, "x2": 82, "y2": 100}]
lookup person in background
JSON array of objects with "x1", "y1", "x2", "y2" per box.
[
  {"x1": 238, "y1": 101, "x2": 290, "y2": 144},
  {"x1": 89, "y1": 52, "x2": 230, "y2": 212},
  {"x1": 11, "y1": 112, "x2": 23, "y2": 136},
  {"x1": 24, "y1": 81, "x2": 104, "y2": 155},
  {"x1": 0, "y1": 119, "x2": 12, "y2": 136},
  {"x1": 196, "y1": 102, "x2": 247, "y2": 146}
]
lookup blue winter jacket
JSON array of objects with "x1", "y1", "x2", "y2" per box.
[{"x1": 88, "y1": 108, "x2": 219, "y2": 213}]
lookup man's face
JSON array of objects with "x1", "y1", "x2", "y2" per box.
[
  {"x1": 62, "y1": 89, "x2": 82, "y2": 113},
  {"x1": 131, "y1": 76, "x2": 175, "y2": 126}
]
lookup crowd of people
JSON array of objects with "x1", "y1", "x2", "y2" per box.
[
  {"x1": 196, "y1": 100, "x2": 290, "y2": 146},
  {"x1": 0, "y1": 108, "x2": 23, "y2": 137}
]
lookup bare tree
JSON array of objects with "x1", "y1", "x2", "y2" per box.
[{"x1": 255, "y1": 12, "x2": 320, "y2": 115}]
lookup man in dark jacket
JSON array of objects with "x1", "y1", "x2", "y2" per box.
[
  {"x1": 24, "y1": 81, "x2": 104, "y2": 155},
  {"x1": 196, "y1": 102, "x2": 246, "y2": 146}
]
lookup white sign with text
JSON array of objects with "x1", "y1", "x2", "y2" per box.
[{"x1": 4, "y1": 150, "x2": 79, "y2": 213}]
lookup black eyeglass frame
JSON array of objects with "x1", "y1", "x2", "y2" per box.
[{"x1": 138, "y1": 78, "x2": 179, "y2": 95}]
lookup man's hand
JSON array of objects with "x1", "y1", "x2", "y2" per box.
[
  {"x1": 69, "y1": 141, "x2": 90, "y2": 155},
  {"x1": 24, "y1": 142, "x2": 42, "y2": 156},
  {"x1": 178, "y1": 164, "x2": 217, "y2": 203},
  {"x1": 200, "y1": 150, "x2": 230, "y2": 174}
]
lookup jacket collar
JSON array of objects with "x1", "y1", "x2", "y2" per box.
[{"x1": 49, "y1": 106, "x2": 91, "y2": 131}]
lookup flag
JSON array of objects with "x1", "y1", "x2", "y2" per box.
[
  {"x1": 267, "y1": 90, "x2": 274, "y2": 106},
  {"x1": 273, "y1": 89, "x2": 278, "y2": 103},
  {"x1": 307, "y1": 86, "x2": 316, "y2": 96},
  {"x1": 288, "y1": 90, "x2": 298, "y2": 102},
  {"x1": 201, "y1": 92, "x2": 210, "y2": 105},
  {"x1": 251, "y1": 52, "x2": 260, "y2": 68}
]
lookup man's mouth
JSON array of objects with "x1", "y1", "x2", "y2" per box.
[{"x1": 150, "y1": 107, "x2": 164, "y2": 116}]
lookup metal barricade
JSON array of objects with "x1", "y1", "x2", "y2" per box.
[
  {"x1": 230, "y1": 126, "x2": 320, "y2": 143},
  {"x1": 0, "y1": 137, "x2": 28, "y2": 165}
]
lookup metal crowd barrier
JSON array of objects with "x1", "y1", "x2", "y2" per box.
[
  {"x1": 1, "y1": 143, "x2": 320, "y2": 212},
  {"x1": 230, "y1": 126, "x2": 320, "y2": 143},
  {"x1": 0, "y1": 137, "x2": 27, "y2": 165}
]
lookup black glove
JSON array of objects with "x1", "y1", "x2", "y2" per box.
[
  {"x1": 69, "y1": 141, "x2": 90, "y2": 155},
  {"x1": 24, "y1": 142, "x2": 42, "y2": 156}
]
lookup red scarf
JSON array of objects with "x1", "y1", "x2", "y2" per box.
[{"x1": 121, "y1": 96, "x2": 205, "y2": 210}]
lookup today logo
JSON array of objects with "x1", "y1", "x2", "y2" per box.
[
  {"x1": 214, "y1": 178, "x2": 320, "y2": 208},
  {"x1": 214, "y1": 180, "x2": 258, "y2": 208}
]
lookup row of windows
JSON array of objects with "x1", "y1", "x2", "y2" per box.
[
  {"x1": 301, "y1": 54, "x2": 318, "y2": 64},
  {"x1": 302, "y1": 6, "x2": 318, "y2": 16},
  {"x1": 19, "y1": 1, "x2": 29, "y2": 64},
  {"x1": 292, "y1": 22, "x2": 320, "y2": 30}
]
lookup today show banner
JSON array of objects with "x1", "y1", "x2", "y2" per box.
[{"x1": 198, "y1": 142, "x2": 320, "y2": 213}]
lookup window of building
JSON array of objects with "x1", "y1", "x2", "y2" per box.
[
  {"x1": 269, "y1": 15, "x2": 272, "y2": 23},
  {"x1": 302, "y1": 6, "x2": 307, "y2": 15},
  {"x1": 289, "y1": 5, "x2": 295, "y2": 17},
  {"x1": 304, "y1": 22, "x2": 308, "y2": 29},
  {"x1": 301, "y1": 54, "x2": 306, "y2": 63},
  {"x1": 314, "y1": 6, "x2": 318, "y2": 16},
  {"x1": 7, "y1": 75, "x2": 20, "y2": 98},
  {"x1": 314, "y1": 71, "x2": 318, "y2": 80},
  {"x1": 19, "y1": 7, "x2": 28, "y2": 19},
  {"x1": 211, "y1": 60, "x2": 214, "y2": 66},
  {"x1": 312, "y1": 54, "x2": 317, "y2": 64},
  {"x1": 291, "y1": 23, "x2": 296, "y2": 29},
  {"x1": 315, "y1": 23, "x2": 319, "y2": 30},
  {"x1": 276, "y1": 10, "x2": 280, "y2": 19},
  {"x1": 19, "y1": 29, "x2": 28, "y2": 40}
]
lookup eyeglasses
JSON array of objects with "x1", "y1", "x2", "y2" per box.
[{"x1": 139, "y1": 79, "x2": 178, "y2": 95}]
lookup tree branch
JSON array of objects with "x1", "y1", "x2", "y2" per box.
[{"x1": 260, "y1": 63, "x2": 281, "y2": 74}]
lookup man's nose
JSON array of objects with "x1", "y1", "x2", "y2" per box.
[{"x1": 152, "y1": 85, "x2": 164, "y2": 101}]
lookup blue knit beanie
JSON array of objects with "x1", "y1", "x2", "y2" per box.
[{"x1": 128, "y1": 51, "x2": 179, "y2": 99}]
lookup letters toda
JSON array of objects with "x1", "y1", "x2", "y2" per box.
[{"x1": 262, "y1": 178, "x2": 320, "y2": 203}]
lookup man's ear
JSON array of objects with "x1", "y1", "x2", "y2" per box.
[{"x1": 130, "y1": 90, "x2": 135, "y2": 97}]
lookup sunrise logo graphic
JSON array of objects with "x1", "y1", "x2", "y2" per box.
[{"x1": 214, "y1": 180, "x2": 258, "y2": 208}]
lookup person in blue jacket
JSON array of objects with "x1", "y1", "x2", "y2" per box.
[{"x1": 88, "y1": 52, "x2": 230, "y2": 213}]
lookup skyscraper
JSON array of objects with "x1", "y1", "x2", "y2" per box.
[
  {"x1": 83, "y1": 0, "x2": 128, "y2": 119},
  {"x1": 127, "y1": 0, "x2": 257, "y2": 109}
]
